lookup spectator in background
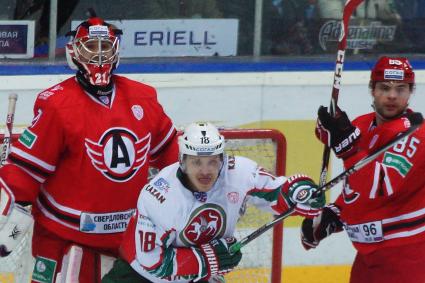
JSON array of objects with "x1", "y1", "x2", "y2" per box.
[
  {"x1": 394, "y1": 0, "x2": 425, "y2": 52},
  {"x1": 317, "y1": 0, "x2": 400, "y2": 20},
  {"x1": 139, "y1": 0, "x2": 222, "y2": 19},
  {"x1": 14, "y1": 0, "x2": 79, "y2": 46},
  {"x1": 216, "y1": 0, "x2": 255, "y2": 55},
  {"x1": 267, "y1": 0, "x2": 316, "y2": 55}
]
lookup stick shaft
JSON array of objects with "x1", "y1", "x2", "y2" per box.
[
  {"x1": 319, "y1": 0, "x2": 365, "y2": 186},
  {"x1": 231, "y1": 120, "x2": 422, "y2": 253},
  {"x1": 1, "y1": 93, "x2": 18, "y2": 166}
]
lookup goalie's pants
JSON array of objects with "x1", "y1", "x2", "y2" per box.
[
  {"x1": 350, "y1": 240, "x2": 425, "y2": 283},
  {"x1": 31, "y1": 222, "x2": 117, "y2": 283}
]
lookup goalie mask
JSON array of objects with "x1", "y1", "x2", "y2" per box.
[
  {"x1": 370, "y1": 56, "x2": 415, "y2": 86},
  {"x1": 66, "y1": 16, "x2": 122, "y2": 87},
  {"x1": 178, "y1": 122, "x2": 225, "y2": 171}
]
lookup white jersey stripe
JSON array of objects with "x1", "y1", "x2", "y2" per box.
[
  {"x1": 150, "y1": 125, "x2": 175, "y2": 155},
  {"x1": 11, "y1": 147, "x2": 56, "y2": 172},
  {"x1": 40, "y1": 187, "x2": 82, "y2": 216},
  {"x1": 384, "y1": 225, "x2": 425, "y2": 240},
  {"x1": 14, "y1": 163, "x2": 46, "y2": 183},
  {"x1": 382, "y1": 207, "x2": 425, "y2": 224},
  {"x1": 36, "y1": 198, "x2": 80, "y2": 231}
]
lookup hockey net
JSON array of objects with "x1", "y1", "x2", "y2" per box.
[
  {"x1": 0, "y1": 128, "x2": 286, "y2": 283},
  {"x1": 220, "y1": 129, "x2": 286, "y2": 283}
]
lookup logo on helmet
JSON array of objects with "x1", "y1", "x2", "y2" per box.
[
  {"x1": 384, "y1": 69, "x2": 404, "y2": 81},
  {"x1": 89, "y1": 25, "x2": 109, "y2": 37}
]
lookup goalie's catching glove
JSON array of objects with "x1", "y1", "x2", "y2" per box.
[
  {"x1": 301, "y1": 204, "x2": 343, "y2": 250},
  {"x1": 193, "y1": 237, "x2": 242, "y2": 281},
  {"x1": 281, "y1": 174, "x2": 325, "y2": 217},
  {"x1": 316, "y1": 106, "x2": 360, "y2": 159}
]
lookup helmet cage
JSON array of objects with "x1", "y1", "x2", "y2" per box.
[{"x1": 66, "y1": 19, "x2": 121, "y2": 86}]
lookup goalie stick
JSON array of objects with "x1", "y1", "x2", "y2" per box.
[
  {"x1": 1, "y1": 93, "x2": 18, "y2": 166},
  {"x1": 319, "y1": 0, "x2": 365, "y2": 187},
  {"x1": 230, "y1": 113, "x2": 424, "y2": 254}
]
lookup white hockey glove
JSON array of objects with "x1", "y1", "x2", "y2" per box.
[{"x1": 0, "y1": 178, "x2": 33, "y2": 257}]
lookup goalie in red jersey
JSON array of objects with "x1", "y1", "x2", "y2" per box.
[
  {"x1": 0, "y1": 11, "x2": 178, "y2": 283},
  {"x1": 302, "y1": 56, "x2": 425, "y2": 283}
]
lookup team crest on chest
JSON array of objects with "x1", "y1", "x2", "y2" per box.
[
  {"x1": 85, "y1": 128, "x2": 151, "y2": 182},
  {"x1": 180, "y1": 204, "x2": 226, "y2": 245}
]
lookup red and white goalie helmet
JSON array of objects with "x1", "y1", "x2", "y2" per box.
[
  {"x1": 370, "y1": 56, "x2": 415, "y2": 85},
  {"x1": 66, "y1": 15, "x2": 122, "y2": 86}
]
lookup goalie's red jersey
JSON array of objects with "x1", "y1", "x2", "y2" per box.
[
  {"x1": 0, "y1": 75, "x2": 178, "y2": 250},
  {"x1": 335, "y1": 111, "x2": 425, "y2": 254}
]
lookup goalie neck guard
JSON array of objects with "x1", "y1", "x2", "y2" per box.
[{"x1": 66, "y1": 14, "x2": 122, "y2": 88}]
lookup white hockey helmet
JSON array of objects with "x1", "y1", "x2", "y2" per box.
[{"x1": 178, "y1": 122, "x2": 225, "y2": 160}]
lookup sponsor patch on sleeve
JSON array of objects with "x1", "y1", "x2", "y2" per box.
[{"x1": 19, "y1": 129, "x2": 38, "y2": 149}]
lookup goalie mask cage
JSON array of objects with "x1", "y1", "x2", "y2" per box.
[{"x1": 0, "y1": 128, "x2": 286, "y2": 283}]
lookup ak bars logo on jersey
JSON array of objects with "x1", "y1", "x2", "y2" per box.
[{"x1": 85, "y1": 128, "x2": 151, "y2": 182}]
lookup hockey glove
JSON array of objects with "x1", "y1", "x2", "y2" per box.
[
  {"x1": 280, "y1": 174, "x2": 325, "y2": 217},
  {"x1": 193, "y1": 237, "x2": 242, "y2": 281},
  {"x1": 301, "y1": 204, "x2": 343, "y2": 250},
  {"x1": 316, "y1": 106, "x2": 361, "y2": 159}
]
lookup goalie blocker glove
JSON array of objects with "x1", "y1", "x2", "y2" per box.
[
  {"x1": 192, "y1": 237, "x2": 242, "y2": 281},
  {"x1": 301, "y1": 204, "x2": 343, "y2": 250},
  {"x1": 316, "y1": 106, "x2": 361, "y2": 159}
]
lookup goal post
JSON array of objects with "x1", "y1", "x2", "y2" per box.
[
  {"x1": 1, "y1": 128, "x2": 287, "y2": 283},
  {"x1": 219, "y1": 128, "x2": 286, "y2": 283}
]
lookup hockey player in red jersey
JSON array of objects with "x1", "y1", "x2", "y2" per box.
[
  {"x1": 0, "y1": 12, "x2": 178, "y2": 283},
  {"x1": 301, "y1": 56, "x2": 425, "y2": 283},
  {"x1": 102, "y1": 122, "x2": 325, "y2": 283}
]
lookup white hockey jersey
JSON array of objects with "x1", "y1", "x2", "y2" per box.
[{"x1": 119, "y1": 155, "x2": 294, "y2": 282}]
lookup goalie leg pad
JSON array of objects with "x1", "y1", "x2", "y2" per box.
[
  {"x1": 57, "y1": 245, "x2": 83, "y2": 283},
  {"x1": 57, "y1": 244, "x2": 115, "y2": 283},
  {"x1": 0, "y1": 204, "x2": 33, "y2": 257}
]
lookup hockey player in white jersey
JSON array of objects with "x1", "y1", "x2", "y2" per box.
[{"x1": 102, "y1": 122, "x2": 325, "y2": 283}]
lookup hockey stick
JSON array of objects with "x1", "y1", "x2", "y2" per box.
[
  {"x1": 319, "y1": 0, "x2": 364, "y2": 187},
  {"x1": 230, "y1": 113, "x2": 423, "y2": 253},
  {"x1": 1, "y1": 93, "x2": 18, "y2": 166}
]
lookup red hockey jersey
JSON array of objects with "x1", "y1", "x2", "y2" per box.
[
  {"x1": 335, "y1": 111, "x2": 425, "y2": 254},
  {"x1": 0, "y1": 75, "x2": 178, "y2": 250}
]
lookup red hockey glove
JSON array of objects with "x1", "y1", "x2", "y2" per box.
[
  {"x1": 301, "y1": 204, "x2": 343, "y2": 250},
  {"x1": 193, "y1": 237, "x2": 242, "y2": 281},
  {"x1": 316, "y1": 106, "x2": 361, "y2": 159},
  {"x1": 281, "y1": 174, "x2": 326, "y2": 217}
]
